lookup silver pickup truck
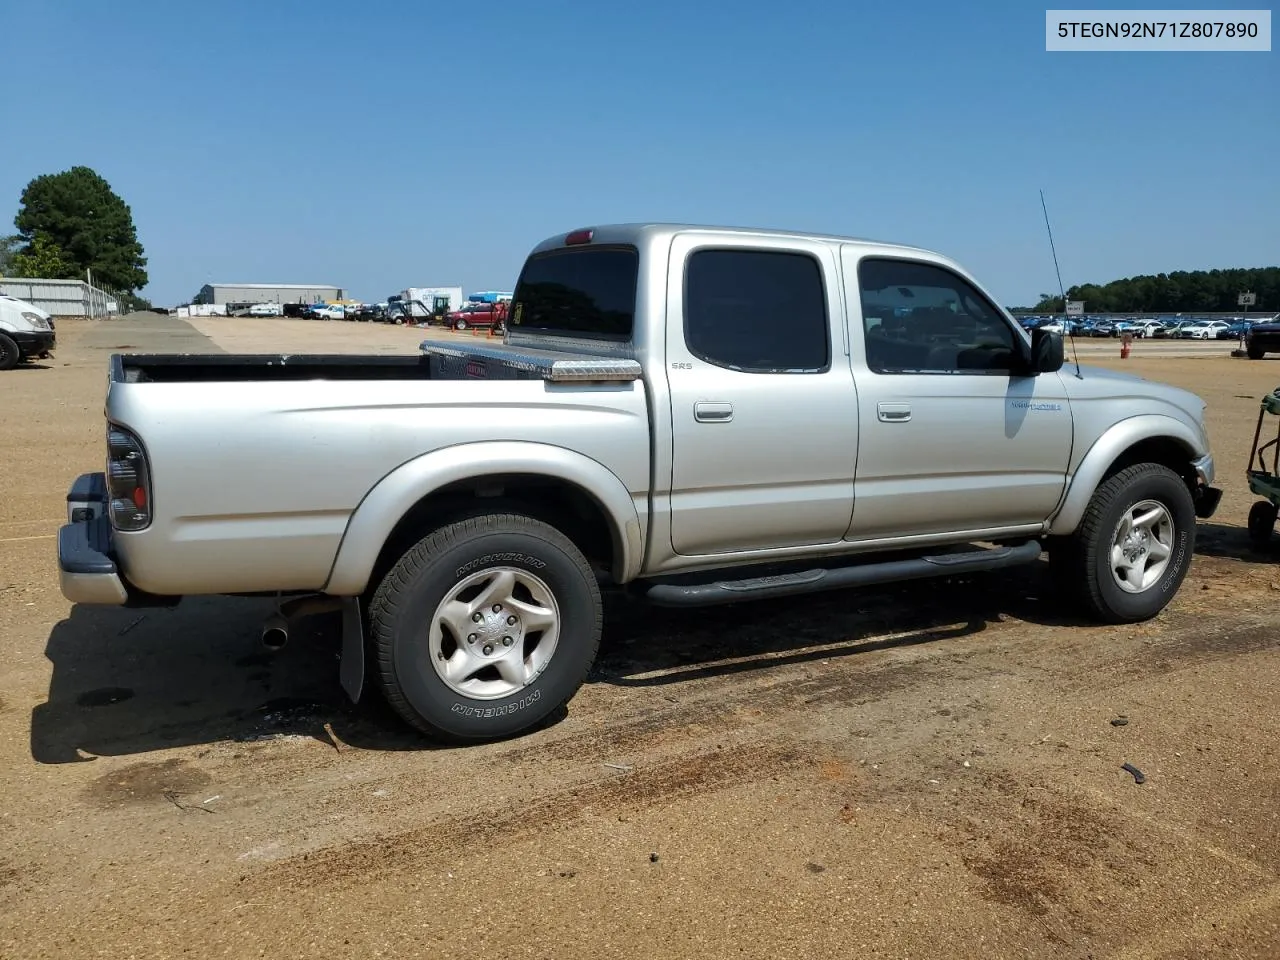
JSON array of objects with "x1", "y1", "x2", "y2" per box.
[{"x1": 57, "y1": 223, "x2": 1222, "y2": 742}]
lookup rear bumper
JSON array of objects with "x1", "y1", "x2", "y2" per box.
[
  {"x1": 58, "y1": 517, "x2": 129, "y2": 605},
  {"x1": 58, "y1": 472, "x2": 177, "y2": 607},
  {"x1": 59, "y1": 472, "x2": 125, "y2": 604}
]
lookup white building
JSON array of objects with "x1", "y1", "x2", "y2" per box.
[{"x1": 194, "y1": 283, "x2": 343, "y2": 306}]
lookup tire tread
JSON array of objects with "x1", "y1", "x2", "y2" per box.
[
  {"x1": 1055, "y1": 462, "x2": 1193, "y2": 623},
  {"x1": 0, "y1": 332, "x2": 20, "y2": 371},
  {"x1": 367, "y1": 512, "x2": 601, "y2": 742}
]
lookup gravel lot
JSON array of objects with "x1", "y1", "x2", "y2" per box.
[{"x1": 2, "y1": 315, "x2": 1277, "y2": 959}]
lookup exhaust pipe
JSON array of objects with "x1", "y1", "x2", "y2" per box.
[
  {"x1": 261, "y1": 613, "x2": 289, "y2": 651},
  {"x1": 259, "y1": 595, "x2": 342, "y2": 652}
]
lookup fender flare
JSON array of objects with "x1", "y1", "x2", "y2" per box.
[
  {"x1": 1046, "y1": 414, "x2": 1205, "y2": 536},
  {"x1": 322, "y1": 441, "x2": 645, "y2": 595}
]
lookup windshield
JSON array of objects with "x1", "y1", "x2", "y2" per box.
[{"x1": 510, "y1": 246, "x2": 638, "y2": 340}]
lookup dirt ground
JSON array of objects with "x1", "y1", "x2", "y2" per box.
[{"x1": 2, "y1": 315, "x2": 1278, "y2": 959}]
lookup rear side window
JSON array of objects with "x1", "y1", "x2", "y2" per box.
[
  {"x1": 684, "y1": 249, "x2": 830, "y2": 373},
  {"x1": 510, "y1": 246, "x2": 638, "y2": 340}
]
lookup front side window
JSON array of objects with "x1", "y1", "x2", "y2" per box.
[
  {"x1": 858, "y1": 258, "x2": 1020, "y2": 374},
  {"x1": 684, "y1": 248, "x2": 830, "y2": 373}
]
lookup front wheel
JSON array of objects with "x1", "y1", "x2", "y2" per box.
[
  {"x1": 454, "y1": 318, "x2": 468, "y2": 330},
  {"x1": 368, "y1": 513, "x2": 602, "y2": 743},
  {"x1": 0, "y1": 333, "x2": 20, "y2": 371},
  {"x1": 1248, "y1": 345, "x2": 1265, "y2": 360},
  {"x1": 1051, "y1": 463, "x2": 1196, "y2": 623}
]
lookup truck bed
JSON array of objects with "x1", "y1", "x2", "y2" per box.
[
  {"x1": 111, "y1": 339, "x2": 643, "y2": 384},
  {"x1": 97, "y1": 336, "x2": 652, "y2": 598}
]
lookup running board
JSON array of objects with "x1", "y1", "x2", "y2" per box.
[{"x1": 644, "y1": 541, "x2": 1043, "y2": 608}]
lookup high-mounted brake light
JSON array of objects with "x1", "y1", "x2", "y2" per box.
[{"x1": 564, "y1": 229, "x2": 594, "y2": 246}]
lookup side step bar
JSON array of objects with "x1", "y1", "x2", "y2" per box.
[{"x1": 644, "y1": 541, "x2": 1043, "y2": 608}]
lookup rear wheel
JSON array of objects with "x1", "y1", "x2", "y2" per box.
[
  {"x1": 1248, "y1": 345, "x2": 1265, "y2": 360},
  {"x1": 0, "y1": 333, "x2": 20, "y2": 370},
  {"x1": 1247, "y1": 500, "x2": 1277, "y2": 546},
  {"x1": 368, "y1": 513, "x2": 602, "y2": 743},
  {"x1": 1051, "y1": 463, "x2": 1195, "y2": 623}
]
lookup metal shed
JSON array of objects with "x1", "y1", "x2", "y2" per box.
[{"x1": 0, "y1": 277, "x2": 120, "y2": 317}]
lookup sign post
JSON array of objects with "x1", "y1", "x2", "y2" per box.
[
  {"x1": 1064, "y1": 300, "x2": 1084, "y2": 332},
  {"x1": 1238, "y1": 292, "x2": 1258, "y2": 352}
]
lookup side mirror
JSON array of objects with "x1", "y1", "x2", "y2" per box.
[{"x1": 1029, "y1": 326, "x2": 1065, "y2": 374}]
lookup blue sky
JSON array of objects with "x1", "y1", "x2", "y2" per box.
[{"x1": 3, "y1": 1, "x2": 1275, "y2": 306}]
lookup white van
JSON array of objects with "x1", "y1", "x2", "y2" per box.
[{"x1": 0, "y1": 294, "x2": 56, "y2": 370}]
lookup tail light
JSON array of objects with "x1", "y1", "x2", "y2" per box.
[{"x1": 106, "y1": 425, "x2": 152, "y2": 531}]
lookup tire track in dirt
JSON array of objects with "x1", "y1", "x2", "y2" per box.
[
  {"x1": 496, "y1": 634, "x2": 999, "y2": 767},
  {"x1": 238, "y1": 622, "x2": 1013, "y2": 894},
  {"x1": 1046, "y1": 615, "x2": 1280, "y2": 698},
  {"x1": 935, "y1": 772, "x2": 1157, "y2": 919},
  {"x1": 248, "y1": 740, "x2": 817, "y2": 891}
]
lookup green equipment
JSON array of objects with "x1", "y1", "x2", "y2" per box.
[{"x1": 1245, "y1": 386, "x2": 1280, "y2": 544}]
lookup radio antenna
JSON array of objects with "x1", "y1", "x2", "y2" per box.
[{"x1": 1040, "y1": 189, "x2": 1082, "y2": 378}]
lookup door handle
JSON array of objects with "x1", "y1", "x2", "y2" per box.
[
  {"x1": 694, "y1": 401, "x2": 734, "y2": 423},
  {"x1": 877, "y1": 401, "x2": 911, "y2": 423}
]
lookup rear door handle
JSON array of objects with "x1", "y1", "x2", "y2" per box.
[
  {"x1": 694, "y1": 401, "x2": 734, "y2": 423},
  {"x1": 877, "y1": 401, "x2": 911, "y2": 423}
]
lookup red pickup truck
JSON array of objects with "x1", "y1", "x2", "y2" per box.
[{"x1": 446, "y1": 301, "x2": 508, "y2": 331}]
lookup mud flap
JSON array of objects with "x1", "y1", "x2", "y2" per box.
[{"x1": 339, "y1": 596, "x2": 365, "y2": 703}]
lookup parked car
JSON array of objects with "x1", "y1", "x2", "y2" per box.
[
  {"x1": 55, "y1": 223, "x2": 1222, "y2": 743},
  {"x1": 1181, "y1": 320, "x2": 1232, "y2": 340},
  {"x1": 248, "y1": 303, "x2": 282, "y2": 317},
  {"x1": 446, "y1": 301, "x2": 506, "y2": 331},
  {"x1": 309, "y1": 304, "x2": 345, "y2": 321},
  {"x1": 1219, "y1": 320, "x2": 1255, "y2": 340},
  {"x1": 1153, "y1": 320, "x2": 1191, "y2": 338},
  {"x1": 1130, "y1": 320, "x2": 1167, "y2": 339},
  {"x1": 0, "y1": 294, "x2": 55, "y2": 370}
]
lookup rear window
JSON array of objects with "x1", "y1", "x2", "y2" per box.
[{"x1": 510, "y1": 246, "x2": 638, "y2": 340}]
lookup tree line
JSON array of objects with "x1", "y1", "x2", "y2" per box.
[
  {"x1": 0, "y1": 166, "x2": 149, "y2": 308},
  {"x1": 1028, "y1": 266, "x2": 1278, "y2": 314}
]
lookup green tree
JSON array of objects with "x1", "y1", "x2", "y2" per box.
[
  {"x1": 10, "y1": 232, "x2": 74, "y2": 278},
  {"x1": 0, "y1": 235, "x2": 19, "y2": 277},
  {"x1": 1033, "y1": 266, "x2": 1279, "y2": 313},
  {"x1": 14, "y1": 166, "x2": 148, "y2": 292}
]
